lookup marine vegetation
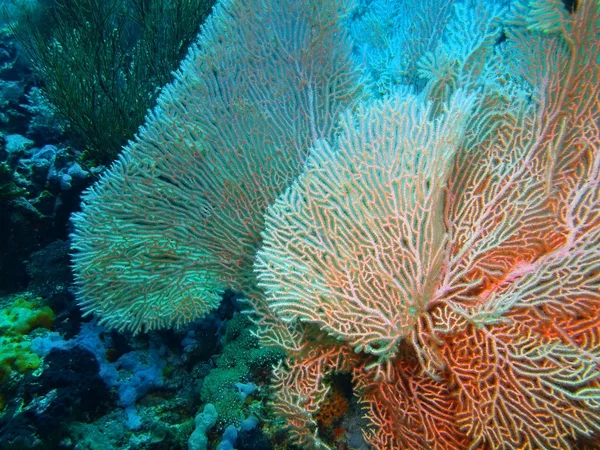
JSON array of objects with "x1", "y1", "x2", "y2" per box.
[{"x1": 9, "y1": 0, "x2": 214, "y2": 164}]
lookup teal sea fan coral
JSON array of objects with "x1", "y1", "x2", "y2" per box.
[{"x1": 70, "y1": 0, "x2": 365, "y2": 333}]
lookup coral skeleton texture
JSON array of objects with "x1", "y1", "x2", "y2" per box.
[
  {"x1": 257, "y1": 0, "x2": 600, "y2": 448},
  {"x1": 70, "y1": 0, "x2": 363, "y2": 333},
  {"x1": 71, "y1": 0, "x2": 600, "y2": 447}
]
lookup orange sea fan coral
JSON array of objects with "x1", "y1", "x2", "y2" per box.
[{"x1": 255, "y1": 0, "x2": 600, "y2": 447}]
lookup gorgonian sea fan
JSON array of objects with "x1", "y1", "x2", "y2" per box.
[
  {"x1": 255, "y1": 0, "x2": 600, "y2": 447},
  {"x1": 70, "y1": 0, "x2": 364, "y2": 333}
]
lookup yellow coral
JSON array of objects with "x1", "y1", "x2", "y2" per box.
[{"x1": 0, "y1": 295, "x2": 54, "y2": 383}]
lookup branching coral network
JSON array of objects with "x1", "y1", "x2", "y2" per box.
[{"x1": 71, "y1": 0, "x2": 600, "y2": 447}]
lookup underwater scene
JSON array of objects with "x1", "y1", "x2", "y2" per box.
[{"x1": 0, "y1": 0, "x2": 598, "y2": 448}]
